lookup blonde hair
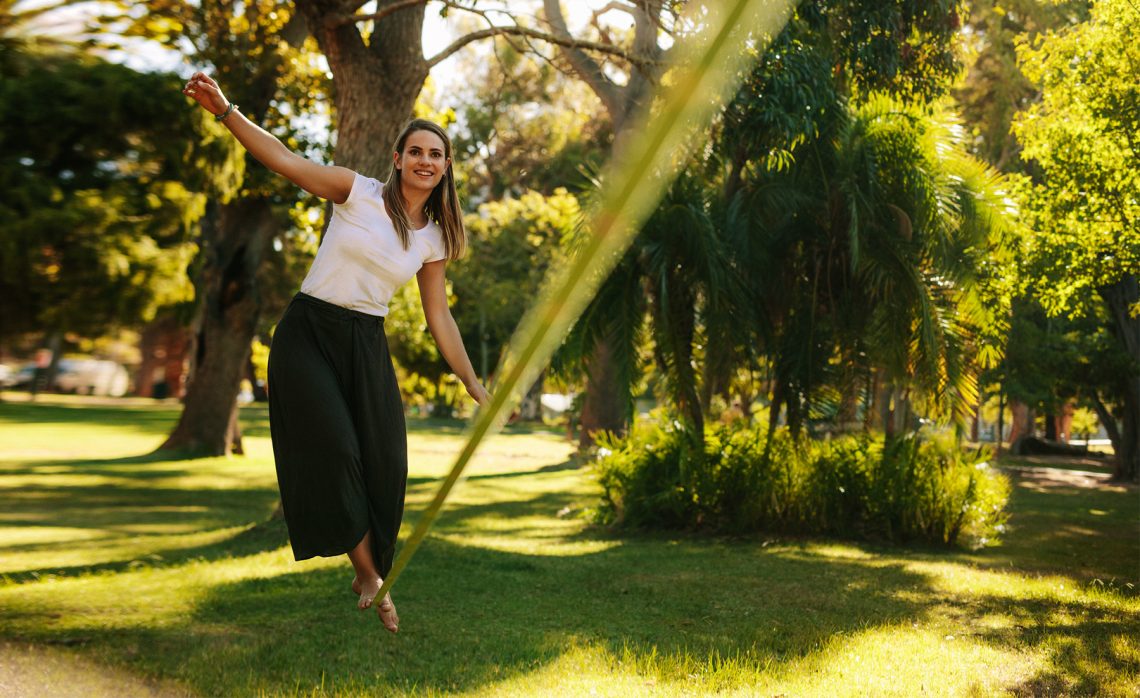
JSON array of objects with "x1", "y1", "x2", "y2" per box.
[{"x1": 382, "y1": 119, "x2": 466, "y2": 261}]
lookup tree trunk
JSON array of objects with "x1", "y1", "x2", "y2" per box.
[
  {"x1": 578, "y1": 337, "x2": 628, "y2": 449},
  {"x1": 159, "y1": 198, "x2": 275, "y2": 455},
  {"x1": 1098, "y1": 274, "x2": 1140, "y2": 482},
  {"x1": 996, "y1": 387, "x2": 1005, "y2": 454},
  {"x1": 295, "y1": 0, "x2": 429, "y2": 178},
  {"x1": 864, "y1": 369, "x2": 882, "y2": 432},
  {"x1": 1056, "y1": 403, "x2": 1074, "y2": 443},
  {"x1": 1091, "y1": 392, "x2": 1123, "y2": 460},
  {"x1": 882, "y1": 383, "x2": 899, "y2": 439},
  {"x1": 1007, "y1": 400, "x2": 1034, "y2": 446},
  {"x1": 518, "y1": 370, "x2": 545, "y2": 422}
]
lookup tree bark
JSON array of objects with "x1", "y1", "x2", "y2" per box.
[
  {"x1": 1007, "y1": 400, "x2": 1034, "y2": 445},
  {"x1": 578, "y1": 337, "x2": 628, "y2": 449},
  {"x1": 1091, "y1": 392, "x2": 1123, "y2": 459},
  {"x1": 159, "y1": 198, "x2": 275, "y2": 455},
  {"x1": 1098, "y1": 274, "x2": 1140, "y2": 482},
  {"x1": 518, "y1": 370, "x2": 545, "y2": 422},
  {"x1": 996, "y1": 386, "x2": 1005, "y2": 454},
  {"x1": 295, "y1": 0, "x2": 429, "y2": 177}
]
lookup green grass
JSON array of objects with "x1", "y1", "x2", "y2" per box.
[{"x1": 0, "y1": 395, "x2": 1137, "y2": 696}]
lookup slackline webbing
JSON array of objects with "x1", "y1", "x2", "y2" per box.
[{"x1": 372, "y1": 0, "x2": 798, "y2": 605}]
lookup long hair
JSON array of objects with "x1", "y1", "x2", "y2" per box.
[{"x1": 382, "y1": 119, "x2": 466, "y2": 261}]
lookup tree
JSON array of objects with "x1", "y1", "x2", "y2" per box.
[
  {"x1": 107, "y1": 0, "x2": 330, "y2": 455},
  {"x1": 952, "y1": 0, "x2": 1092, "y2": 452},
  {"x1": 558, "y1": 0, "x2": 996, "y2": 448},
  {"x1": 1012, "y1": 0, "x2": 1140, "y2": 481},
  {"x1": 0, "y1": 52, "x2": 233, "y2": 362},
  {"x1": 537, "y1": 0, "x2": 676, "y2": 447},
  {"x1": 449, "y1": 38, "x2": 609, "y2": 203},
  {"x1": 953, "y1": 0, "x2": 1089, "y2": 170}
]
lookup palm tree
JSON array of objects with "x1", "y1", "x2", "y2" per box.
[
  {"x1": 737, "y1": 94, "x2": 1011, "y2": 438},
  {"x1": 558, "y1": 171, "x2": 731, "y2": 450}
]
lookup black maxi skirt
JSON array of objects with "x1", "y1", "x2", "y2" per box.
[{"x1": 267, "y1": 292, "x2": 408, "y2": 577}]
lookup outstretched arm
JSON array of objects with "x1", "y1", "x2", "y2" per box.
[
  {"x1": 416, "y1": 260, "x2": 490, "y2": 407},
  {"x1": 183, "y1": 72, "x2": 354, "y2": 204}
]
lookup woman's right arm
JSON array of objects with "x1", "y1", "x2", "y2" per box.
[{"x1": 183, "y1": 72, "x2": 354, "y2": 204}]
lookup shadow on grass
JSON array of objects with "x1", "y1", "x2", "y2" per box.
[
  {"x1": 2, "y1": 400, "x2": 1137, "y2": 694},
  {"x1": 146, "y1": 529, "x2": 1135, "y2": 697},
  {"x1": 0, "y1": 484, "x2": 1136, "y2": 695},
  {"x1": 0, "y1": 516, "x2": 288, "y2": 585},
  {"x1": 171, "y1": 536, "x2": 928, "y2": 695},
  {"x1": 405, "y1": 457, "x2": 586, "y2": 488},
  {"x1": 0, "y1": 401, "x2": 182, "y2": 435},
  {"x1": 972, "y1": 473, "x2": 1140, "y2": 585},
  {"x1": 948, "y1": 593, "x2": 1140, "y2": 696}
]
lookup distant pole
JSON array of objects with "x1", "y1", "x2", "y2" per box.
[
  {"x1": 479, "y1": 307, "x2": 488, "y2": 383},
  {"x1": 996, "y1": 383, "x2": 1005, "y2": 456}
]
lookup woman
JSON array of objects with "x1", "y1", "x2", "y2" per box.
[{"x1": 183, "y1": 72, "x2": 490, "y2": 634}]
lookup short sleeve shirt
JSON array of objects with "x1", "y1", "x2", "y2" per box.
[{"x1": 299, "y1": 173, "x2": 447, "y2": 316}]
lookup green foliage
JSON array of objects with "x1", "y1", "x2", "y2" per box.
[
  {"x1": 563, "y1": 0, "x2": 1009, "y2": 443},
  {"x1": 953, "y1": 0, "x2": 1089, "y2": 169},
  {"x1": 1012, "y1": 0, "x2": 1140, "y2": 317},
  {"x1": 386, "y1": 279, "x2": 464, "y2": 415},
  {"x1": 0, "y1": 52, "x2": 238, "y2": 340},
  {"x1": 450, "y1": 188, "x2": 581, "y2": 380},
  {"x1": 995, "y1": 297, "x2": 1129, "y2": 413},
  {"x1": 451, "y1": 41, "x2": 609, "y2": 202},
  {"x1": 111, "y1": 0, "x2": 334, "y2": 328},
  {"x1": 595, "y1": 413, "x2": 1010, "y2": 548},
  {"x1": 720, "y1": 89, "x2": 1013, "y2": 432}
]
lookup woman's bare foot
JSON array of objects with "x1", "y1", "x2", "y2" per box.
[
  {"x1": 377, "y1": 593, "x2": 399, "y2": 633},
  {"x1": 356, "y1": 578, "x2": 399, "y2": 633},
  {"x1": 357, "y1": 576, "x2": 381, "y2": 610}
]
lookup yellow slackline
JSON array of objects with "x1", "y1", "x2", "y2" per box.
[{"x1": 374, "y1": 0, "x2": 798, "y2": 603}]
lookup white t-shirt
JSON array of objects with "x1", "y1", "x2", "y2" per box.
[{"x1": 300, "y1": 173, "x2": 447, "y2": 317}]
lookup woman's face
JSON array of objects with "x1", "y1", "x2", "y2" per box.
[{"x1": 395, "y1": 130, "x2": 450, "y2": 194}]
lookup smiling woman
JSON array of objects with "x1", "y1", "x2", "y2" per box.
[{"x1": 181, "y1": 71, "x2": 491, "y2": 634}]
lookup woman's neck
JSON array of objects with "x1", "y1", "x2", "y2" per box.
[{"x1": 400, "y1": 182, "x2": 431, "y2": 227}]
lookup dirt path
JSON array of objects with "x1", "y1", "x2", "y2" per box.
[
  {"x1": 1001, "y1": 455, "x2": 1136, "y2": 491},
  {"x1": 0, "y1": 642, "x2": 189, "y2": 698}
]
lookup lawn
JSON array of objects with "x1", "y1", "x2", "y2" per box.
[{"x1": 0, "y1": 395, "x2": 1137, "y2": 696}]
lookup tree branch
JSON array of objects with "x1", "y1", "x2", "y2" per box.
[
  {"x1": 426, "y1": 24, "x2": 660, "y2": 69},
  {"x1": 328, "y1": 0, "x2": 429, "y2": 28},
  {"x1": 541, "y1": 0, "x2": 624, "y2": 124}
]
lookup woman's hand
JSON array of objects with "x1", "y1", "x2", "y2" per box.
[
  {"x1": 182, "y1": 72, "x2": 230, "y2": 117},
  {"x1": 180, "y1": 71, "x2": 354, "y2": 202},
  {"x1": 465, "y1": 380, "x2": 491, "y2": 407}
]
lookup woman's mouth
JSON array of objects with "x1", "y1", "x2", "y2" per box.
[{"x1": 414, "y1": 170, "x2": 434, "y2": 179}]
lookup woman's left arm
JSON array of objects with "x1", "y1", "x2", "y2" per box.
[{"x1": 416, "y1": 260, "x2": 491, "y2": 406}]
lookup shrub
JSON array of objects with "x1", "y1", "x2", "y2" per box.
[
  {"x1": 594, "y1": 418, "x2": 692, "y2": 529},
  {"x1": 593, "y1": 414, "x2": 1010, "y2": 549}
]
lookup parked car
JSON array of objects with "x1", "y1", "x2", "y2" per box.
[
  {"x1": 0, "y1": 363, "x2": 18, "y2": 389},
  {"x1": 53, "y1": 359, "x2": 130, "y2": 397},
  {"x1": 6, "y1": 364, "x2": 37, "y2": 390}
]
